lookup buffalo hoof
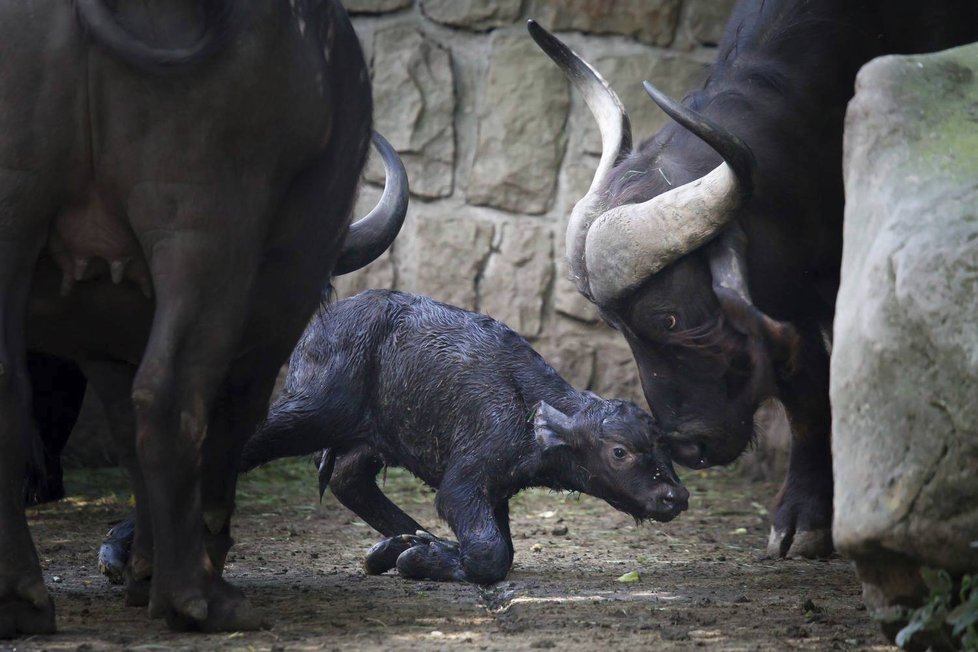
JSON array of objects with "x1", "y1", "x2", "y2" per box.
[
  {"x1": 149, "y1": 577, "x2": 268, "y2": 633},
  {"x1": 767, "y1": 526, "x2": 833, "y2": 559},
  {"x1": 395, "y1": 535, "x2": 465, "y2": 583},
  {"x1": 0, "y1": 577, "x2": 56, "y2": 638},
  {"x1": 97, "y1": 519, "x2": 136, "y2": 585}
]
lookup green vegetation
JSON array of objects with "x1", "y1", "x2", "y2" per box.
[{"x1": 877, "y1": 568, "x2": 978, "y2": 651}]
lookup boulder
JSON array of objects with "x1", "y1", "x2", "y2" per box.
[{"x1": 832, "y1": 42, "x2": 978, "y2": 619}]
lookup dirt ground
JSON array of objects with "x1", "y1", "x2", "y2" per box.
[{"x1": 9, "y1": 459, "x2": 896, "y2": 652}]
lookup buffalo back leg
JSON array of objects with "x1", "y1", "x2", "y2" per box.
[
  {"x1": 127, "y1": 183, "x2": 268, "y2": 632},
  {"x1": 0, "y1": 0, "x2": 87, "y2": 635},
  {"x1": 198, "y1": 362, "x2": 287, "y2": 578},
  {"x1": 0, "y1": 173, "x2": 58, "y2": 637},
  {"x1": 767, "y1": 324, "x2": 834, "y2": 559}
]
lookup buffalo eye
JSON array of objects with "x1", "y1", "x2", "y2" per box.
[
  {"x1": 662, "y1": 314, "x2": 677, "y2": 331},
  {"x1": 613, "y1": 447, "x2": 627, "y2": 459}
]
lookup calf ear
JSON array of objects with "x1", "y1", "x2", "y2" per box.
[{"x1": 534, "y1": 401, "x2": 575, "y2": 450}]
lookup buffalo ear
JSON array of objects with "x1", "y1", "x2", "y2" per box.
[{"x1": 534, "y1": 401, "x2": 576, "y2": 451}]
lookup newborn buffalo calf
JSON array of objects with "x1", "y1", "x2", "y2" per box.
[{"x1": 242, "y1": 289, "x2": 688, "y2": 584}]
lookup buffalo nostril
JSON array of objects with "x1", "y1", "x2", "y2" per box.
[{"x1": 661, "y1": 486, "x2": 689, "y2": 512}]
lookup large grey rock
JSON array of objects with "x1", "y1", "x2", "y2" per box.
[
  {"x1": 468, "y1": 32, "x2": 570, "y2": 214},
  {"x1": 832, "y1": 44, "x2": 978, "y2": 582},
  {"x1": 370, "y1": 25, "x2": 455, "y2": 199},
  {"x1": 395, "y1": 205, "x2": 496, "y2": 311},
  {"x1": 344, "y1": 0, "x2": 412, "y2": 14},
  {"x1": 480, "y1": 221, "x2": 554, "y2": 337},
  {"x1": 528, "y1": 0, "x2": 681, "y2": 47},
  {"x1": 421, "y1": 0, "x2": 521, "y2": 31}
]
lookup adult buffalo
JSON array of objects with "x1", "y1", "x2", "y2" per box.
[
  {"x1": 1, "y1": 0, "x2": 406, "y2": 636},
  {"x1": 530, "y1": 1, "x2": 978, "y2": 559}
]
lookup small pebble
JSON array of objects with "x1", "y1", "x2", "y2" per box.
[{"x1": 551, "y1": 525, "x2": 568, "y2": 536}]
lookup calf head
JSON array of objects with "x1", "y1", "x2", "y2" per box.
[{"x1": 534, "y1": 400, "x2": 688, "y2": 522}]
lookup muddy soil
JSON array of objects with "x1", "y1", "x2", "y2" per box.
[{"x1": 9, "y1": 460, "x2": 895, "y2": 651}]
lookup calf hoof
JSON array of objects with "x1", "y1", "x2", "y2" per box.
[
  {"x1": 395, "y1": 538, "x2": 465, "y2": 583},
  {"x1": 767, "y1": 526, "x2": 833, "y2": 559},
  {"x1": 97, "y1": 520, "x2": 136, "y2": 585},
  {"x1": 364, "y1": 536, "x2": 414, "y2": 575},
  {"x1": 0, "y1": 578, "x2": 57, "y2": 637},
  {"x1": 150, "y1": 577, "x2": 268, "y2": 633}
]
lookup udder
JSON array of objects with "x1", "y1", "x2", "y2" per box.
[{"x1": 48, "y1": 187, "x2": 153, "y2": 297}]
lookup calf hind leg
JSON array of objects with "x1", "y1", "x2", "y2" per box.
[{"x1": 327, "y1": 448, "x2": 429, "y2": 575}]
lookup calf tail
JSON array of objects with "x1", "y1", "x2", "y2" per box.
[{"x1": 239, "y1": 397, "x2": 329, "y2": 472}]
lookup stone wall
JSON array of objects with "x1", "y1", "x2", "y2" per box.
[{"x1": 336, "y1": 0, "x2": 734, "y2": 405}]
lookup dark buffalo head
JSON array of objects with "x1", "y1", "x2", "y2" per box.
[
  {"x1": 534, "y1": 398, "x2": 689, "y2": 522},
  {"x1": 529, "y1": 21, "x2": 800, "y2": 469}
]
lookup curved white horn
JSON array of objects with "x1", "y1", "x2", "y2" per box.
[
  {"x1": 584, "y1": 161, "x2": 742, "y2": 304},
  {"x1": 527, "y1": 20, "x2": 632, "y2": 298}
]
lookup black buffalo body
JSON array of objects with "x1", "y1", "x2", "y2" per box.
[
  {"x1": 241, "y1": 290, "x2": 687, "y2": 585},
  {"x1": 1, "y1": 0, "x2": 406, "y2": 636},
  {"x1": 530, "y1": 1, "x2": 978, "y2": 559}
]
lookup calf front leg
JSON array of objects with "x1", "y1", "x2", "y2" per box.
[{"x1": 397, "y1": 469, "x2": 511, "y2": 585}]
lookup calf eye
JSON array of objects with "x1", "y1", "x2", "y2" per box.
[{"x1": 613, "y1": 447, "x2": 627, "y2": 459}]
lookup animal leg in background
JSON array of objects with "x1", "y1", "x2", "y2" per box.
[
  {"x1": 81, "y1": 360, "x2": 154, "y2": 604},
  {"x1": 25, "y1": 352, "x2": 87, "y2": 505}
]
